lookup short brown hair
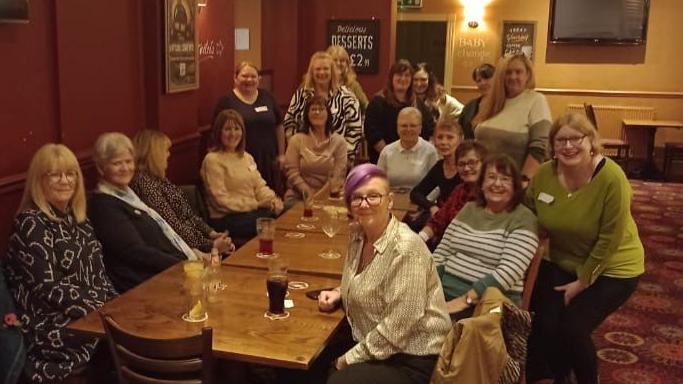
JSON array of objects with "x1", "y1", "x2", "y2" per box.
[
  {"x1": 454, "y1": 140, "x2": 487, "y2": 162},
  {"x1": 210, "y1": 109, "x2": 246, "y2": 154},
  {"x1": 475, "y1": 154, "x2": 524, "y2": 211}
]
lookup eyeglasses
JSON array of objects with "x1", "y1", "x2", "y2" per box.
[
  {"x1": 349, "y1": 193, "x2": 385, "y2": 208},
  {"x1": 553, "y1": 135, "x2": 586, "y2": 148},
  {"x1": 45, "y1": 170, "x2": 78, "y2": 184},
  {"x1": 456, "y1": 159, "x2": 480, "y2": 169},
  {"x1": 484, "y1": 173, "x2": 513, "y2": 185},
  {"x1": 310, "y1": 107, "x2": 327, "y2": 114}
]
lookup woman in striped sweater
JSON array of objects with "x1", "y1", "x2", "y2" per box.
[{"x1": 432, "y1": 154, "x2": 538, "y2": 318}]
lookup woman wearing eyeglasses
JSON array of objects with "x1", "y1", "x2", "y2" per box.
[
  {"x1": 318, "y1": 164, "x2": 450, "y2": 384},
  {"x1": 432, "y1": 154, "x2": 538, "y2": 318},
  {"x1": 417, "y1": 140, "x2": 488, "y2": 248},
  {"x1": 284, "y1": 95, "x2": 347, "y2": 202},
  {"x1": 525, "y1": 113, "x2": 644, "y2": 384},
  {"x1": 4, "y1": 144, "x2": 118, "y2": 383}
]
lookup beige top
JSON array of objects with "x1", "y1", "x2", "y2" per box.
[
  {"x1": 285, "y1": 132, "x2": 347, "y2": 194},
  {"x1": 340, "y1": 216, "x2": 451, "y2": 364},
  {"x1": 200, "y1": 151, "x2": 276, "y2": 217}
]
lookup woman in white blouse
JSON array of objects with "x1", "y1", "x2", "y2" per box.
[{"x1": 318, "y1": 164, "x2": 451, "y2": 384}]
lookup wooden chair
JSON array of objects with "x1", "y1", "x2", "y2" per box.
[
  {"x1": 583, "y1": 103, "x2": 630, "y2": 169},
  {"x1": 663, "y1": 142, "x2": 683, "y2": 180},
  {"x1": 99, "y1": 313, "x2": 214, "y2": 384},
  {"x1": 521, "y1": 239, "x2": 546, "y2": 311}
]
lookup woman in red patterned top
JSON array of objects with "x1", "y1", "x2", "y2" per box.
[{"x1": 418, "y1": 140, "x2": 487, "y2": 248}]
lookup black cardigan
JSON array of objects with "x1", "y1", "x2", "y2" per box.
[{"x1": 88, "y1": 193, "x2": 187, "y2": 293}]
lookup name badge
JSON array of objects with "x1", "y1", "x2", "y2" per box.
[
  {"x1": 254, "y1": 106, "x2": 269, "y2": 113},
  {"x1": 537, "y1": 192, "x2": 554, "y2": 204}
]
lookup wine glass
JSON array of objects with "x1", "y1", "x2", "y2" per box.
[
  {"x1": 328, "y1": 169, "x2": 345, "y2": 201},
  {"x1": 319, "y1": 206, "x2": 341, "y2": 259}
]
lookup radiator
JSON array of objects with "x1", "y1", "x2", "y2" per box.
[{"x1": 566, "y1": 104, "x2": 655, "y2": 158}]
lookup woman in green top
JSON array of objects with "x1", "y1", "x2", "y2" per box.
[{"x1": 525, "y1": 113, "x2": 644, "y2": 384}]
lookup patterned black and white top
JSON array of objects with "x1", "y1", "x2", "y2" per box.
[
  {"x1": 283, "y1": 86, "x2": 362, "y2": 160},
  {"x1": 4, "y1": 208, "x2": 117, "y2": 383},
  {"x1": 130, "y1": 171, "x2": 214, "y2": 252}
]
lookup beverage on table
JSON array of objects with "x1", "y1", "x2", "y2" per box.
[
  {"x1": 266, "y1": 256, "x2": 289, "y2": 318},
  {"x1": 256, "y1": 217, "x2": 276, "y2": 258}
]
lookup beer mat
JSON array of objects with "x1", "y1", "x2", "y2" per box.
[
  {"x1": 255, "y1": 252, "x2": 279, "y2": 260},
  {"x1": 285, "y1": 299, "x2": 294, "y2": 309},
  {"x1": 284, "y1": 232, "x2": 305, "y2": 239},
  {"x1": 181, "y1": 312, "x2": 208, "y2": 323},
  {"x1": 264, "y1": 311, "x2": 290, "y2": 320},
  {"x1": 300, "y1": 216, "x2": 319, "y2": 222},
  {"x1": 296, "y1": 223, "x2": 315, "y2": 230},
  {"x1": 288, "y1": 281, "x2": 309, "y2": 290}
]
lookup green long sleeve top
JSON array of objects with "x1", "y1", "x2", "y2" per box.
[{"x1": 525, "y1": 158, "x2": 644, "y2": 285}]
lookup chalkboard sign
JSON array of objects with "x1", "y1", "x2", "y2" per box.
[
  {"x1": 327, "y1": 19, "x2": 380, "y2": 74},
  {"x1": 501, "y1": 21, "x2": 536, "y2": 60}
]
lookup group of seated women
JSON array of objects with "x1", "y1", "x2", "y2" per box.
[{"x1": 1, "y1": 46, "x2": 644, "y2": 384}]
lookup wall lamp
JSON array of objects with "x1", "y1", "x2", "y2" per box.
[{"x1": 462, "y1": 0, "x2": 487, "y2": 29}]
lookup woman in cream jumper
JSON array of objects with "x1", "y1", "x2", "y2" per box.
[{"x1": 201, "y1": 109, "x2": 283, "y2": 239}]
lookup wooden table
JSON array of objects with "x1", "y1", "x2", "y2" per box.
[
  {"x1": 67, "y1": 264, "x2": 344, "y2": 370},
  {"x1": 622, "y1": 119, "x2": 683, "y2": 177},
  {"x1": 313, "y1": 182, "x2": 416, "y2": 212},
  {"x1": 276, "y1": 204, "x2": 353, "y2": 234},
  {"x1": 224, "y1": 229, "x2": 348, "y2": 278}
]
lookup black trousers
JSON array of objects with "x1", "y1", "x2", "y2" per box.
[
  {"x1": 208, "y1": 208, "x2": 274, "y2": 239},
  {"x1": 525, "y1": 260, "x2": 639, "y2": 384}
]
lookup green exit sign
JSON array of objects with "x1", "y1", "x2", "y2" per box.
[{"x1": 398, "y1": 0, "x2": 423, "y2": 9}]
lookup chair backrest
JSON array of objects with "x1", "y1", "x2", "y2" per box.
[
  {"x1": 583, "y1": 103, "x2": 599, "y2": 130},
  {"x1": 521, "y1": 239, "x2": 546, "y2": 311},
  {"x1": 180, "y1": 184, "x2": 209, "y2": 222},
  {"x1": 99, "y1": 313, "x2": 214, "y2": 384}
]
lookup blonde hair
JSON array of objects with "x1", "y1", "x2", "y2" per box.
[
  {"x1": 434, "y1": 116, "x2": 463, "y2": 137},
  {"x1": 133, "y1": 130, "x2": 172, "y2": 178},
  {"x1": 326, "y1": 45, "x2": 358, "y2": 84},
  {"x1": 548, "y1": 112, "x2": 603, "y2": 159},
  {"x1": 301, "y1": 51, "x2": 341, "y2": 93},
  {"x1": 234, "y1": 61, "x2": 259, "y2": 77},
  {"x1": 93, "y1": 132, "x2": 135, "y2": 171},
  {"x1": 474, "y1": 54, "x2": 536, "y2": 126},
  {"x1": 18, "y1": 143, "x2": 87, "y2": 223}
]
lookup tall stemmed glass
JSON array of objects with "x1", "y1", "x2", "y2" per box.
[{"x1": 319, "y1": 206, "x2": 342, "y2": 259}]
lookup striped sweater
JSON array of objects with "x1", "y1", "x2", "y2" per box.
[{"x1": 432, "y1": 202, "x2": 538, "y2": 300}]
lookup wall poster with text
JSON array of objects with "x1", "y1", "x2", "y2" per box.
[
  {"x1": 327, "y1": 19, "x2": 380, "y2": 74},
  {"x1": 501, "y1": 21, "x2": 536, "y2": 61},
  {"x1": 165, "y1": 0, "x2": 199, "y2": 93}
]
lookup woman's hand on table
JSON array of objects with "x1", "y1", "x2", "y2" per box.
[
  {"x1": 213, "y1": 235, "x2": 234, "y2": 255},
  {"x1": 318, "y1": 289, "x2": 341, "y2": 312},
  {"x1": 271, "y1": 198, "x2": 284, "y2": 215}
]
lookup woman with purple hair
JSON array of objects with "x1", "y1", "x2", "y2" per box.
[{"x1": 317, "y1": 164, "x2": 451, "y2": 384}]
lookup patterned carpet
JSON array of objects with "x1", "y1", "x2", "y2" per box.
[{"x1": 594, "y1": 180, "x2": 683, "y2": 384}]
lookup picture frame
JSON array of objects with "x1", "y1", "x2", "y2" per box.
[
  {"x1": 501, "y1": 20, "x2": 536, "y2": 61},
  {"x1": 165, "y1": 0, "x2": 199, "y2": 93}
]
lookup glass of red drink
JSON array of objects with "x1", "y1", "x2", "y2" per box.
[
  {"x1": 301, "y1": 189, "x2": 318, "y2": 222},
  {"x1": 256, "y1": 217, "x2": 276, "y2": 259}
]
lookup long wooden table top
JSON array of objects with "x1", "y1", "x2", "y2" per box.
[
  {"x1": 313, "y1": 182, "x2": 416, "y2": 212},
  {"x1": 224, "y1": 229, "x2": 348, "y2": 278},
  {"x1": 622, "y1": 119, "x2": 683, "y2": 128},
  {"x1": 67, "y1": 264, "x2": 344, "y2": 370}
]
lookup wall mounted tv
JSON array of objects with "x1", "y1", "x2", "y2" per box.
[
  {"x1": 549, "y1": 0, "x2": 649, "y2": 45},
  {"x1": 0, "y1": 0, "x2": 29, "y2": 23}
]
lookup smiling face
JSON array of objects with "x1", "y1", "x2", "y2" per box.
[
  {"x1": 392, "y1": 69, "x2": 413, "y2": 95},
  {"x1": 311, "y1": 58, "x2": 333, "y2": 89},
  {"x1": 221, "y1": 120, "x2": 243, "y2": 152},
  {"x1": 42, "y1": 168, "x2": 78, "y2": 212},
  {"x1": 553, "y1": 125, "x2": 593, "y2": 168},
  {"x1": 434, "y1": 128, "x2": 461, "y2": 157},
  {"x1": 350, "y1": 176, "x2": 392, "y2": 231},
  {"x1": 397, "y1": 111, "x2": 422, "y2": 147},
  {"x1": 456, "y1": 150, "x2": 483, "y2": 184},
  {"x1": 412, "y1": 69, "x2": 429, "y2": 96},
  {"x1": 102, "y1": 151, "x2": 135, "y2": 189},
  {"x1": 482, "y1": 165, "x2": 514, "y2": 212},
  {"x1": 332, "y1": 55, "x2": 348, "y2": 76},
  {"x1": 307, "y1": 102, "x2": 328, "y2": 129},
  {"x1": 234, "y1": 65, "x2": 259, "y2": 94},
  {"x1": 504, "y1": 58, "x2": 529, "y2": 98}
]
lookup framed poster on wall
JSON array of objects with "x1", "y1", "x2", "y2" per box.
[
  {"x1": 501, "y1": 20, "x2": 536, "y2": 60},
  {"x1": 327, "y1": 19, "x2": 380, "y2": 74},
  {"x1": 165, "y1": 0, "x2": 199, "y2": 93}
]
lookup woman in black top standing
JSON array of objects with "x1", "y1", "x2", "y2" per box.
[{"x1": 458, "y1": 63, "x2": 494, "y2": 139}]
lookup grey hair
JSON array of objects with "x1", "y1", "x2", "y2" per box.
[
  {"x1": 93, "y1": 132, "x2": 135, "y2": 169},
  {"x1": 397, "y1": 106, "x2": 422, "y2": 122}
]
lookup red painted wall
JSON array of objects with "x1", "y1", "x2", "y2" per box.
[{"x1": 262, "y1": 0, "x2": 395, "y2": 106}]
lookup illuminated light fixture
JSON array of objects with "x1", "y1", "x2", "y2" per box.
[
  {"x1": 198, "y1": 0, "x2": 208, "y2": 7},
  {"x1": 462, "y1": 0, "x2": 487, "y2": 29}
]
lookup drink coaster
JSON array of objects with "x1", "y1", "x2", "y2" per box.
[
  {"x1": 255, "y1": 252, "x2": 279, "y2": 260},
  {"x1": 319, "y1": 252, "x2": 342, "y2": 260},
  {"x1": 288, "y1": 281, "x2": 309, "y2": 290},
  {"x1": 181, "y1": 312, "x2": 208, "y2": 323},
  {"x1": 284, "y1": 232, "x2": 305, "y2": 239},
  {"x1": 264, "y1": 311, "x2": 290, "y2": 320},
  {"x1": 296, "y1": 223, "x2": 315, "y2": 230},
  {"x1": 300, "y1": 216, "x2": 319, "y2": 222}
]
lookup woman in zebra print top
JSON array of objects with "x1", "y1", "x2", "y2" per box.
[{"x1": 283, "y1": 51, "x2": 362, "y2": 162}]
